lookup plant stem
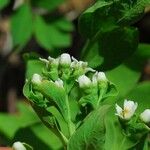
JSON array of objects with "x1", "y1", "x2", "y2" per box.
[{"x1": 65, "y1": 96, "x2": 75, "y2": 136}]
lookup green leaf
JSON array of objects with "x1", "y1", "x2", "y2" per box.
[
  {"x1": 67, "y1": 105, "x2": 110, "y2": 150},
  {"x1": 0, "y1": 0, "x2": 10, "y2": 10},
  {"x1": 118, "y1": 0, "x2": 150, "y2": 25},
  {"x1": 79, "y1": 0, "x2": 116, "y2": 38},
  {"x1": 52, "y1": 18, "x2": 74, "y2": 32},
  {"x1": 83, "y1": 42, "x2": 103, "y2": 68},
  {"x1": 0, "y1": 102, "x2": 39, "y2": 139},
  {"x1": 11, "y1": 4, "x2": 33, "y2": 46},
  {"x1": 25, "y1": 59, "x2": 45, "y2": 79},
  {"x1": 34, "y1": 15, "x2": 72, "y2": 51},
  {"x1": 13, "y1": 123, "x2": 62, "y2": 150},
  {"x1": 79, "y1": 0, "x2": 150, "y2": 69},
  {"x1": 32, "y1": 80, "x2": 69, "y2": 122},
  {"x1": 99, "y1": 27, "x2": 139, "y2": 69},
  {"x1": 31, "y1": 0, "x2": 64, "y2": 12},
  {"x1": 34, "y1": 15, "x2": 53, "y2": 50}
]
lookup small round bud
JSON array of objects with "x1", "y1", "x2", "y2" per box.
[
  {"x1": 60, "y1": 53, "x2": 71, "y2": 66},
  {"x1": 32, "y1": 74, "x2": 42, "y2": 84},
  {"x1": 77, "y1": 75, "x2": 91, "y2": 88},
  {"x1": 12, "y1": 142, "x2": 26, "y2": 150},
  {"x1": 55, "y1": 78, "x2": 64, "y2": 88},
  {"x1": 140, "y1": 109, "x2": 150, "y2": 123},
  {"x1": 97, "y1": 72, "x2": 107, "y2": 81}
]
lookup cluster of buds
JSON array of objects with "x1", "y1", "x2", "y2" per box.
[
  {"x1": 31, "y1": 73, "x2": 64, "y2": 89},
  {"x1": 115, "y1": 99, "x2": 150, "y2": 124},
  {"x1": 31, "y1": 53, "x2": 97, "y2": 91},
  {"x1": 77, "y1": 72, "x2": 107, "y2": 89},
  {"x1": 39, "y1": 53, "x2": 94, "y2": 79}
]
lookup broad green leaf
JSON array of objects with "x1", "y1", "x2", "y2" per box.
[
  {"x1": 34, "y1": 15, "x2": 53, "y2": 50},
  {"x1": 53, "y1": 18, "x2": 74, "y2": 32},
  {"x1": 26, "y1": 59, "x2": 45, "y2": 79},
  {"x1": 99, "y1": 27, "x2": 139, "y2": 69},
  {"x1": 0, "y1": 0, "x2": 10, "y2": 10},
  {"x1": 83, "y1": 27, "x2": 139, "y2": 70},
  {"x1": 124, "y1": 43, "x2": 150, "y2": 72},
  {"x1": 11, "y1": 4, "x2": 33, "y2": 46},
  {"x1": 104, "y1": 108, "x2": 136, "y2": 150},
  {"x1": 67, "y1": 105, "x2": 110, "y2": 150},
  {"x1": 79, "y1": 0, "x2": 149, "y2": 69},
  {"x1": 83, "y1": 42, "x2": 103, "y2": 68},
  {"x1": 0, "y1": 102, "x2": 39, "y2": 139},
  {"x1": 79, "y1": 1, "x2": 117, "y2": 38},
  {"x1": 13, "y1": 123, "x2": 62, "y2": 150},
  {"x1": 32, "y1": 80, "x2": 69, "y2": 122},
  {"x1": 31, "y1": 0, "x2": 64, "y2": 12},
  {"x1": 34, "y1": 15, "x2": 72, "y2": 51}
]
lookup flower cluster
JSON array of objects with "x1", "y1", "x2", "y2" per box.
[
  {"x1": 77, "y1": 71, "x2": 107, "y2": 88},
  {"x1": 31, "y1": 53, "x2": 108, "y2": 91},
  {"x1": 116, "y1": 99, "x2": 150, "y2": 124}
]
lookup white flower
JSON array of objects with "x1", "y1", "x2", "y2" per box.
[
  {"x1": 77, "y1": 75, "x2": 91, "y2": 88},
  {"x1": 115, "y1": 99, "x2": 138, "y2": 120},
  {"x1": 31, "y1": 74, "x2": 42, "y2": 84},
  {"x1": 140, "y1": 109, "x2": 150, "y2": 123},
  {"x1": 55, "y1": 78, "x2": 64, "y2": 88},
  {"x1": 92, "y1": 72, "x2": 107, "y2": 84},
  {"x1": 12, "y1": 141, "x2": 26, "y2": 150},
  {"x1": 59, "y1": 53, "x2": 71, "y2": 66}
]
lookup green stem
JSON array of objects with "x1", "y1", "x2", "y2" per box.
[
  {"x1": 96, "y1": 88, "x2": 105, "y2": 109},
  {"x1": 65, "y1": 96, "x2": 75, "y2": 136}
]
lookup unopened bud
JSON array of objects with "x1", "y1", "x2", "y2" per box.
[
  {"x1": 12, "y1": 141, "x2": 26, "y2": 150},
  {"x1": 77, "y1": 75, "x2": 91, "y2": 88},
  {"x1": 32, "y1": 74, "x2": 42, "y2": 84},
  {"x1": 60, "y1": 53, "x2": 71, "y2": 66},
  {"x1": 55, "y1": 78, "x2": 64, "y2": 88},
  {"x1": 140, "y1": 109, "x2": 150, "y2": 123}
]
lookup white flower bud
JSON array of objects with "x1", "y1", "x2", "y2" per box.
[
  {"x1": 140, "y1": 109, "x2": 150, "y2": 123},
  {"x1": 97, "y1": 72, "x2": 107, "y2": 81},
  {"x1": 92, "y1": 72, "x2": 107, "y2": 84},
  {"x1": 13, "y1": 0, "x2": 24, "y2": 10},
  {"x1": 115, "y1": 99, "x2": 138, "y2": 120},
  {"x1": 60, "y1": 53, "x2": 71, "y2": 66},
  {"x1": 32, "y1": 74, "x2": 42, "y2": 84},
  {"x1": 12, "y1": 141, "x2": 26, "y2": 150},
  {"x1": 54, "y1": 78, "x2": 64, "y2": 88},
  {"x1": 77, "y1": 75, "x2": 91, "y2": 88}
]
